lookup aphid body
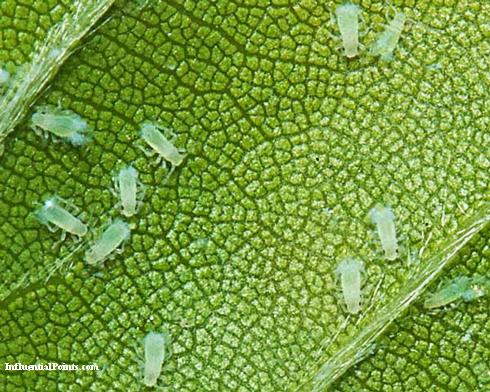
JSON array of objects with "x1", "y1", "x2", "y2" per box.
[
  {"x1": 336, "y1": 258, "x2": 364, "y2": 314},
  {"x1": 369, "y1": 205, "x2": 398, "y2": 260},
  {"x1": 30, "y1": 105, "x2": 92, "y2": 146},
  {"x1": 114, "y1": 165, "x2": 143, "y2": 217},
  {"x1": 335, "y1": 3, "x2": 361, "y2": 58},
  {"x1": 35, "y1": 197, "x2": 87, "y2": 239},
  {"x1": 140, "y1": 121, "x2": 186, "y2": 175},
  {"x1": 424, "y1": 277, "x2": 472, "y2": 309},
  {"x1": 143, "y1": 331, "x2": 167, "y2": 387},
  {"x1": 370, "y1": 12, "x2": 406, "y2": 61},
  {"x1": 85, "y1": 219, "x2": 130, "y2": 265},
  {"x1": 0, "y1": 68, "x2": 10, "y2": 85}
]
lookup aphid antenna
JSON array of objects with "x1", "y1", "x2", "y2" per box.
[
  {"x1": 418, "y1": 228, "x2": 433, "y2": 260},
  {"x1": 53, "y1": 194, "x2": 81, "y2": 213},
  {"x1": 363, "y1": 272, "x2": 386, "y2": 316},
  {"x1": 383, "y1": 1, "x2": 401, "y2": 21},
  {"x1": 136, "y1": 141, "x2": 155, "y2": 159},
  {"x1": 45, "y1": 241, "x2": 85, "y2": 282}
]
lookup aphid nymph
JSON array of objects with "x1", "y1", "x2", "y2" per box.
[
  {"x1": 335, "y1": 2, "x2": 361, "y2": 58},
  {"x1": 369, "y1": 204, "x2": 399, "y2": 260},
  {"x1": 425, "y1": 276, "x2": 489, "y2": 309},
  {"x1": 370, "y1": 11, "x2": 406, "y2": 61},
  {"x1": 143, "y1": 331, "x2": 168, "y2": 387},
  {"x1": 139, "y1": 121, "x2": 186, "y2": 177},
  {"x1": 336, "y1": 258, "x2": 364, "y2": 314},
  {"x1": 30, "y1": 105, "x2": 92, "y2": 146},
  {"x1": 0, "y1": 68, "x2": 10, "y2": 85},
  {"x1": 424, "y1": 277, "x2": 471, "y2": 309},
  {"x1": 85, "y1": 219, "x2": 130, "y2": 265},
  {"x1": 35, "y1": 196, "x2": 87, "y2": 240},
  {"x1": 113, "y1": 165, "x2": 144, "y2": 217}
]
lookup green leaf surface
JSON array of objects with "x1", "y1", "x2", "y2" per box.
[{"x1": 0, "y1": 0, "x2": 489, "y2": 391}]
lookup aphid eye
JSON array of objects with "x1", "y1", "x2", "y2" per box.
[
  {"x1": 369, "y1": 204, "x2": 399, "y2": 261},
  {"x1": 336, "y1": 258, "x2": 364, "y2": 314},
  {"x1": 143, "y1": 331, "x2": 169, "y2": 387},
  {"x1": 335, "y1": 3, "x2": 362, "y2": 58}
]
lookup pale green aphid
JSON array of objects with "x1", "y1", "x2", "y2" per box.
[
  {"x1": 335, "y1": 3, "x2": 361, "y2": 58},
  {"x1": 35, "y1": 197, "x2": 87, "y2": 240},
  {"x1": 85, "y1": 219, "x2": 130, "y2": 265},
  {"x1": 140, "y1": 121, "x2": 186, "y2": 176},
  {"x1": 30, "y1": 105, "x2": 92, "y2": 146},
  {"x1": 336, "y1": 258, "x2": 364, "y2": 314},
  {"x1": 114, "y1": 165, "x2": 144, "y2": 217},
  {"x1": 424, "y1": 276, "x2": 489, "y2": 309},
  {"x1": 370, "y1": 11, "x2": 406, "y2": 61},
  {"x1": 369, "y1": 204, "x2": 398, "y2": 260},
  {"x1": 0, "y1": 68, "x2": 10, "y2": 85},
  {"x1": 143, "y1": 331, "x2": 168, "y2": 387}
]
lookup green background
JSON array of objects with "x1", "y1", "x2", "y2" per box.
[{"x1": 0, "y1": 0, "x2": 489, "y2": 391}]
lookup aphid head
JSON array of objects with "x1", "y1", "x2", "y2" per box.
[
  {"x1": 85, "y1": 248, "x2": 98, "y2": 265},
  {"x1": 71, "y1": 116, "x2": 88, "y2": 134},
  {"x1": 336, "y1": 257, "x2": 364, "y2": 275},
  {"x1": 113, "y1": 219, "x2": 131, "y2": 239},
  {"x1": 336, "y1": 2, "x2": 360, "y2": 16},
  {"x1": 34, "y1": 207, "x2": 49, "y2": 225},
  {"x1": 69, "y1": 132, "x2": 91, "y2": 146},
  {"x1": 369, "y1": 204, "x2": 394, "y2": 224},
  {"x1": 140, "y1": 121, "x2": 157, "y2": 138},
  {"x1": 44, "y1": 198, "x2": 58, "y2": 209},
  {"x1": 461, "y1": 287, "x2": 484, "y2": 302},
  {"x1": 121, "y1": 165, "x2": 138, "y2": 178}
]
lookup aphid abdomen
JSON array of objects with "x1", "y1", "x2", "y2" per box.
[
  {"x1": 144, "y1": 332, "x2": 167, "y2": 387},
  {"x1": 36, "y1": 199, "x2": 87, "y2": 237},
  {"x1": 85, "y1": 220, "x2": 130, "y2": 264},
  {"x1": 336, "y1": 258, "x2": 364, "y2": 314},
  {"x1": 118, "y1": 166, "x2": 138, "y2": 217},
  {"x1": 336, "y1": 3, "x2": 361, "y2": 58},
  {"x1": 369, "y1": 205, "x2": 398, "y2": 260}
]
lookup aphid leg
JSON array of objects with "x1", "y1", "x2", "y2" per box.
[
  {"x1": 55, "y1": 195, "x2": 80, "y2": 214},
  {"x1": 114, "y1": 243, "x2": 127, "y2": 255},
  {"x1": 164, "y1": 165, "x2": 176, "y2": 181},
  {"x1": 31, "y1": 125, "x2": 43, "y2": 139},
  {"x1": 137, "y1": 143, "x2": 155, "y2": 158},
  {"x1": 45, "y1": 221, "x2": 58, "y2": 233},
  {"x1": 363, "y1": 274, "x2": 385, "y2": 315}
]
